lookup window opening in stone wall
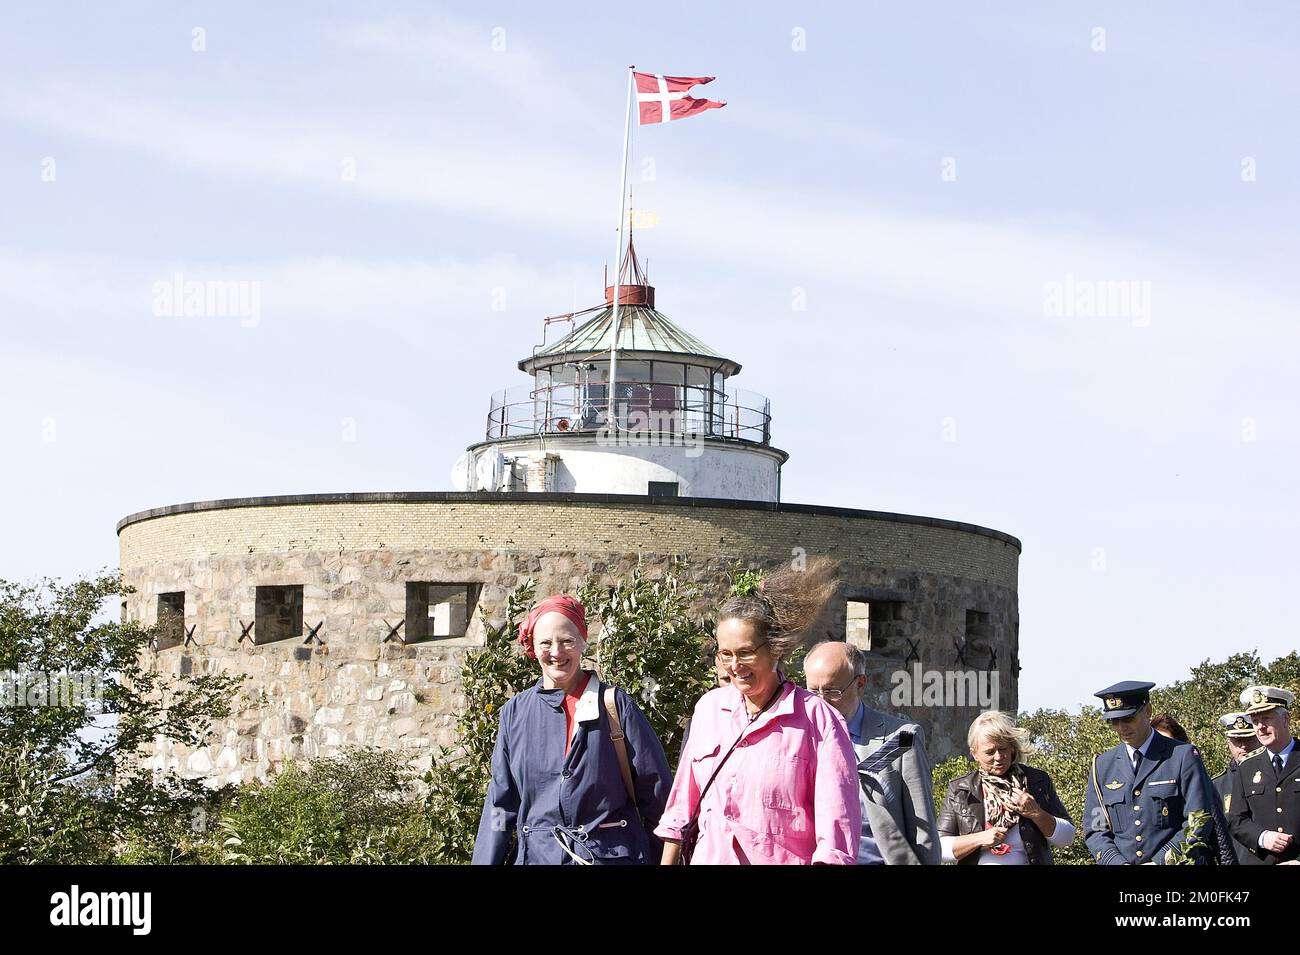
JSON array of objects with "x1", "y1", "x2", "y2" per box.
[
  {"x1": 406, "y1": 583, "x2": 480, "y2": 641},
  {"x1": 255, "y1": 585, "x2": 303, "y2": 644},
  {"x1": 845, "y1": 600, "x2": 870, "y2": 649},
  {"x1": 156, "y1": 591, "x2": 185, "y2": 650},
  {"x1": 845, "y1": 598, "x2": 906, "y2": 653},
  {"x1": 648, "y1": 481, "x2": 679, "y2": 497},
  {"x1": 965, "y1": 609, "x2": 991, "y2": 645}
]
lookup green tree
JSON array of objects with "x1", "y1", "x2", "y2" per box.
[{"x1": 0, "y1": 572, "x2": 242, "y2": 863}]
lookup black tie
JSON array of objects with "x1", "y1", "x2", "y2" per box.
[
  {"x1": 1274, "y1": 754, "x2": 1284, "y2": 775},
  {"x1": 1133, "y1": 750, "x2": 1142, "y2": 772}
]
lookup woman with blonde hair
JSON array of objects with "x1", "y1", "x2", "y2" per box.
[
  {"x1": 655, "y1": 557, "x2": 861, "y2": 865},
  {"x1": 937, "y1": 710, "x2": 1075, "y2": 865}
]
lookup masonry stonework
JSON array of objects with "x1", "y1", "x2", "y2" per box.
[{"x1": 118, "y1": 492, "x2": 1020, "y2": 784}]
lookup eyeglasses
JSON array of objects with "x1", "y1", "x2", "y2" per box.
[
  {"x1": 536, "y1": 638, "x2": 580, "y2": 653},
  {"x1": 809, "y1": 677, "x2": 857, "y2": 702},
  {"x1": 715, "y1": 641, "x2": 768, "y2": 666}
]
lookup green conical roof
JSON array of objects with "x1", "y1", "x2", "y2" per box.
[{"x1": 519, "y1": 302, "x2": 740, "y2": 376}]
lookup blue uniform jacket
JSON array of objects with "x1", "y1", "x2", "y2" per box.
[
  {"x1": 1084, "y1": 732, "x2": 1217, "y2": 864},
  {"x1": 471, "y1": 673, "x2": 672, "y2": 865}
]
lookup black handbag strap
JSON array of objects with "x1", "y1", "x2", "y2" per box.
[{"x1": 685, "y1": 680, "x2": 784, "y2": 832}]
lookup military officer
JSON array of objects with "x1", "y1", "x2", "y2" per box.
[
  {"x1": 1083, "y1": 681, "x2": 1217, "y2": 865},
  {"x1": 1227, "y1": 685, "x2": 1299, "y2": 865},
  {"x1": 1211, "y1": 712, "x2": 1259, "y2": 865}
]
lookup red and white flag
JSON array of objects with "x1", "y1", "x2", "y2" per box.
[{"x1": 634, "y1": 72, "x2": 725, "y2": 125}]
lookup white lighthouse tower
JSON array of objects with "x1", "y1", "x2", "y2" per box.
[{"x1": 452, "y1": 236, "x2": 787, "y2": 501}]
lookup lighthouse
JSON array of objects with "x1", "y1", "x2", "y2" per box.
[{"x1": 453, "y1": 235, "x2": 787, "y2": 502}]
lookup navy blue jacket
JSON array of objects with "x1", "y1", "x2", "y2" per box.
[
  {"x1": 471, "y1": 673, "x2": 672, "y2": 865},
  {"x1": 1084, "y1": 731, "x2": 1217, "y2": 864}
]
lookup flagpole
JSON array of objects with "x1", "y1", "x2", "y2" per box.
[{"x1": 607, "y1": 65, "x2": 635, "y2": 432}]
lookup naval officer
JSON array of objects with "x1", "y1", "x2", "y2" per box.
[
  {"x1": 1212, "y1": 711, "x2": 1260, "y2": 865},
  {"x1": 1083, "y1": 681, "x2": 1217, "y2": 864},
  {"x1": 1227, "y1": 685, "x2": 1299, "y2": 865}
]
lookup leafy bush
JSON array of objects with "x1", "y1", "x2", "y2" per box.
[{"x1": 217, "y1": 747, "x2": 424, "y2": 864}]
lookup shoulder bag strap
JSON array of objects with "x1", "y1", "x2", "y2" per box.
[{"x1": 603, "y1": 687, "x2": 637, "y2": 806}]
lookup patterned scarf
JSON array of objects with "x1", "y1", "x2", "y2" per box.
[{"x1": 979, "y1": 763, "x2": 1027, "y2": 829}]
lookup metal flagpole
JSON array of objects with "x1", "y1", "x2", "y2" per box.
[{"x1": 607, "y1": 65, "x2": 635, "y2": 431}]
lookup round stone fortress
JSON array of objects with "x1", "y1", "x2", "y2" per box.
[{"x1": 118, "y1": 492, "x2": 1020, "y2": 785}]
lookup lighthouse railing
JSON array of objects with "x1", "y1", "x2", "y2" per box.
[{"x1": 484, "y1": 382, "x2": 772, "y2": 445}]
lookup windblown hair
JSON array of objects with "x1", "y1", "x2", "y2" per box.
[
  {"x1": 967, "y1": 710, "x2": 1034, "y2": 763},
  {"x1": 717, "y1": 556, "x2": 841, "y2": 662}
]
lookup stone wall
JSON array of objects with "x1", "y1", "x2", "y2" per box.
[{"x1": 117, "y1": 493, "x2": 1020, "y2": 784}]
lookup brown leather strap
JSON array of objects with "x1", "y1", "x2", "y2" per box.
[{"x1": 604, "y1": 687, "x2": 637, "y2": 807}]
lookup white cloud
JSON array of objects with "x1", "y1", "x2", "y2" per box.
[{"x1": 335, "y1": 16, "x2": 598, "y2": 125}]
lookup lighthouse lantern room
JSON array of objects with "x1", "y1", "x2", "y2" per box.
[{"x1": 452, "y1": 236, "x2": 787, "y2": 501}]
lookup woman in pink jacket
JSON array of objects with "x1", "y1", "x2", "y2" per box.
[{"x1": 657, "y1": 557, "x2": 861, "y2": 865}]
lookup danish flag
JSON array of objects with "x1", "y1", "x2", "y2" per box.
[{"x1": 634, "y1": 72, "x2": 726, "y2": 125}]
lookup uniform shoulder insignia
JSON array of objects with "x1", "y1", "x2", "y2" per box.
[{"x1": 1224, "y1": 793, "x2": 1231, "y2": 813}]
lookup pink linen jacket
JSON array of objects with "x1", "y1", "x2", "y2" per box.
[{"x1": 655, "y1": 679, "x2": 861, "y2": 864}]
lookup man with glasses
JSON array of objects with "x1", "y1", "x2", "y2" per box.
[{"x1": 804, "y1": 640, "x2": 939, "y2": 865}]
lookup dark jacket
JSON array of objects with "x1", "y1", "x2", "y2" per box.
[
  {"x1": 938, "y1": 764, "x2": 1073, "y2": 865},
  {"x1": 1227, "y1": 740, "x2": 1300, "y2": 865},
  {"x1": 471, "y1": 674, "x2": 672, "y2": 865},
  {"x1": 1210, "y1": 765, "x2": 1247, "y2": 864}
]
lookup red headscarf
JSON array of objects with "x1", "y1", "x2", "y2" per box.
[{"x1": 518, "y1": 595, "x2": 588, "y2": 659}]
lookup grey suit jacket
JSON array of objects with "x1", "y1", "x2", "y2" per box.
[{"x1": 851, "y1": 704, "x2": 941, "y2": 865}]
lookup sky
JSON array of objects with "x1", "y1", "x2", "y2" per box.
[{"x1": 1, "y1": 2, "x2": 1297, "y2": 713}]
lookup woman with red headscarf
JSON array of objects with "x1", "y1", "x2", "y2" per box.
[{"x1": 471, "y1": 594, "x2": 673, "y2": 864}]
